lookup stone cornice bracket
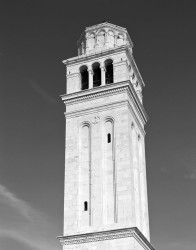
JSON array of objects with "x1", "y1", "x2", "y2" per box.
[{"x1": 57, "y1": 227, "x2": 155, "y2": 250}]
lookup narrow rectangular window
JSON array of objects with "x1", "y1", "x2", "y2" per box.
[
  {"x1": 107, "y1": 133, "x2": 111, "y2": 143},
  {"x1": 84, "y1": 201, "x2": 88, "y2": 211}
]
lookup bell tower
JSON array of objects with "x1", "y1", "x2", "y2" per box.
[{"x1": 58, "y1": 22, "x2": 155, "y2": 250}]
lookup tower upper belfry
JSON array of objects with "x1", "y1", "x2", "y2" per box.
[
  {"x1": 63, "y1": 22, "x2": 144, "y2": 104},
  {"x1": 77, "y1": 22, "x2": 133, "y2": 56}
]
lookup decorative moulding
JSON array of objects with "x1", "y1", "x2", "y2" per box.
[
  {"x1": 63, "y1": 45, "x2": 129, "y2": 67},
  {"x1": 57, "y1": 227, "x2": 155, "y2": 250},
  {"x1": 61, "y1": 80, "x2": 148, "y2": 124},
  {"x1": 92, "y1": 116, "x2": 100, "y2": 124},
  {"x1": 64, "y1": 99, "x2": 145, "y2": 136}
]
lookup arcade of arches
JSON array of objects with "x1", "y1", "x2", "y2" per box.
[{"x1": 80, "y1": 59, "x2": 113, "y2": 90}]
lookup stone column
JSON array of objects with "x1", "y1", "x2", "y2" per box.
[
  {"x1": 100, "y1": 63, "x2": 106, "y2": 86},
  {"x1": 88, "y1": 66, "x2": 93, "y2": 89}
]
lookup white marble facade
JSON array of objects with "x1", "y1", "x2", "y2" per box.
[{"x1": 58, "y1": 22, "x2": 155, "y2": 250}]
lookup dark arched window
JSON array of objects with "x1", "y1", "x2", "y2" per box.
[
  {"x1": 92, "y1": 62, "x2": 101, "y2": 87},
  {"x1": 105, "y1": 59, "x2": 113, "y2": 84},
  {"x1": 80, "y1": 65, "x2": 89, "y2": 90}
]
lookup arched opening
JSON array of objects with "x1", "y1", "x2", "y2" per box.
[
  {"x1": 108, "y1": 30, "x2": 115, "y2": 46},
  {"x1": 97, "y1": 30, "x2": 105, "y2": 46},
  {"x1": 79, "y1": 123, "x2": 91, "y2": 225},
  {"x1": 105, "y1": 59, "x2": 113, "y2": 84},
  {"x1": 104, "y1": 118, "x2": 116, "y2": 223},
  {"x1": 92, "y1": 62, "x2": 101, "y2": 87},
  {"x1": 117, "y1": 34, "x2": 124, "y2": 46},
  {"x1": 88, "y1": 33, "x2": 95, "y2": 50},
  {"x1": 80, "y1": 65, "x2": 89, "y2": 90}
]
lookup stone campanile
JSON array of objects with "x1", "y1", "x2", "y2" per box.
[{"x1": 58, "y1": 22, "x2": 155, "y2": 250}]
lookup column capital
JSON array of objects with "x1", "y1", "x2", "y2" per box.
[
  {"x1": 100, "y1": 61, "x2": 106, "y2": 71},
  {"x1": 87, "y1": 67, "x2": 93, "y2": 74},
  {"x1": 100, "y1": 65, "x2": 106, "y2": 71},
  {"x1": 88, "y1": 67, "x2": 93, "y2": 89},
  {"x1": 101, "y1": 64, "x2": 106, "y2": 86}
]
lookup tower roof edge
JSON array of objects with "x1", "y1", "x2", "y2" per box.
[{"x1": 85, "y1": 22, "x2": 127, "y2": 32}]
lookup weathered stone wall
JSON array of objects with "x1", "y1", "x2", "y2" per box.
[{"x1": 63, "y1": 90, "x2": 149, "y2": 240}]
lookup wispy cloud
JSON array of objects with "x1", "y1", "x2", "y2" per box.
[
  {"x1": 28, "y1": 80, "x2": 57, "y2": 105},
  {"x1": 0, "y1": 184, "x2": 41, "y2": 222},
  {"x1": 0, "y1": 184, "x2": 60, "y2": 250},
  {"x1": 157, "y1": 240, "x2": 196, "y2": 250},
  {"x1": 184, "y1": 169, "x2": 196, "y2": 180},
  {"x1": 0, "y1": 229, "x2": 40, "y2": 250},
  {"x1": 160, "y1": 166, "x2": 170, "y2": 174}
]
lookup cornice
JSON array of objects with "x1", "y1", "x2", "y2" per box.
[
  {"x1": 65, "y1": 99, "x2": 127, "y2": 118},
  {"x1": 64, "y1": 100, "x2": 145, "y2": 136},
  {"x1": 61, "y1": 81, "x2": 148, "y2": 124},
  {"x1": 57, "y1": 227, "x2": 155, "y2": 250},
  {"x1": 63, "y1": 45, "x2": 129, "y2": 66},
  {"x1": 86, "y1": 22, "x2": 127, "y2": 33},
  {"x1": 62, "y1": 83, "x2": 127, "y2": 104},
  {"x1": 63, "y1": 99, "x2": 146, "y2": 141}
]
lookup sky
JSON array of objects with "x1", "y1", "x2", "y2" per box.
[{"x1": 0, "y1": 0, "x2": 196, "y2": 249}]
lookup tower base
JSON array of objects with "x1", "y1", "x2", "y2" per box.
[{"x1": 57, "y1": 227, "x2": 155, "y2": 250}]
